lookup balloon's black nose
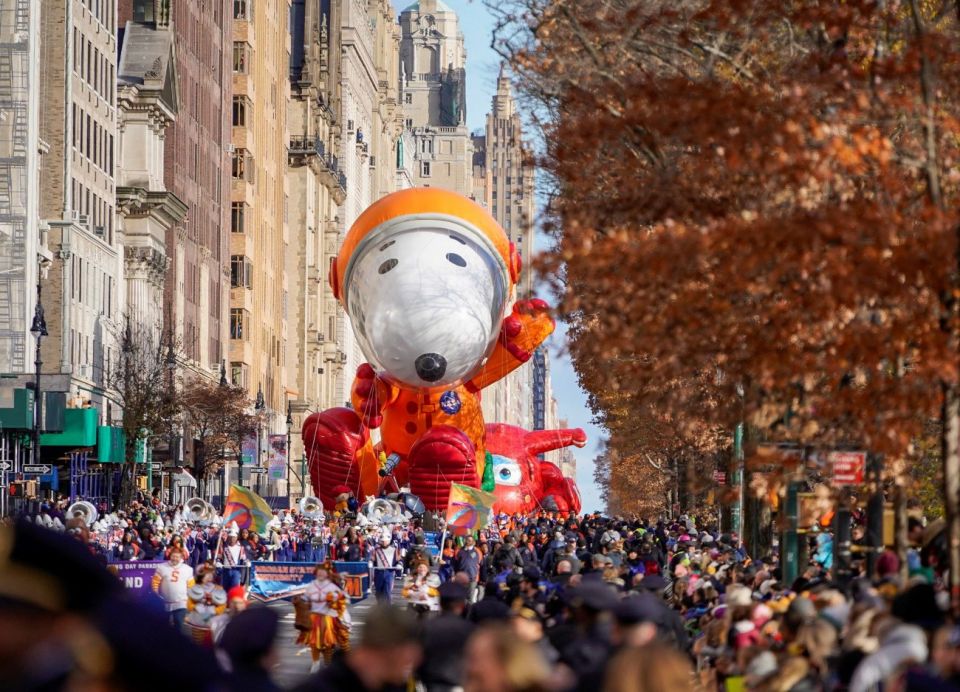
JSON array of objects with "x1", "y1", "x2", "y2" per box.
[{"x1": 415, "y1": 353, "x2": 447, "y2": 382}]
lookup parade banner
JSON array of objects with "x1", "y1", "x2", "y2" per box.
[
  {"x1": 268, "y1": 435, "x2": 287, "y2": 481},
  {"x1": 249, "y1": 561, "x2": 369, "y2": 603},
  {"x1": 110, "y1": 560, "x2": 165, "y2": 601},
  {"x1": 241, "y1": 437, "x2": 257, "y2": 466}
]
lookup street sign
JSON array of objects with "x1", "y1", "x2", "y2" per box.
[
  {"x1": 829, "y1": 451, "x2": 866, "y2": 486},
  {"x1": 247, "y1": 467, "x2": 267, "y2": 474},
  {"x1": 0, "y1": 461, "x2": 12, "y2": 471},
  {"x1": 713, "y1": 470, "x2": 726, "y2": 485},
  {"x1": 23, "y1": 464, "x2": 52, "y2": 475}
]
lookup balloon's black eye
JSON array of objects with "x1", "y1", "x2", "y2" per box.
[
  {"x1": 378, "y1": 259, "x2": 398, "y2": 274},
  {"x1": 446, "y1": 253, "x2": 466, "y2": 267}
]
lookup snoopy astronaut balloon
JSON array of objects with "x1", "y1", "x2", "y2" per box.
[{"x1": 303, "y1": 188, "x2": 555, "y2": 510}]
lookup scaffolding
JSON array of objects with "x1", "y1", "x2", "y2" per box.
[{"x1": 0, "y1": 0, "x2": 32, "y2": 374}]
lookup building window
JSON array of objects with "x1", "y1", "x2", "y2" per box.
[
  {"x1": 230, "y1": 309, "x2": 248, "y2": 340},
  {"x1": 233, "y1": 0, "x2": 251, "y2": 20},
  {"x1": 404, "y1": 93, "x2": 412, "y2": 104},
  {"x1": 232, "y1": 42, "x2": 250, "y2": 73},
  {"x1": 421, "y1": 161, "x2": 431, "y2": 177},
  {"x1": 230, "y1": 255, "x2": 253, "y2": 289},
  {"x1": 232, "y1": 96, "x2": 249, "y2": 127},
  {"x1": 231, "y1": 202, "x2": 246, "y2": 233},
  {"x1": 232, "y1": 148, "x2": 248, "y2": 179},
  {"x1": 405, "y1": 118, "x2": 413, "y2": 129},
  {"x1": 230, "y1": 362, "x2": 248, "y2": 388}
]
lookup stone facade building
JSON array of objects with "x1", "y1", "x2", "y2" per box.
[
  {"x1": 228, "y1": 0, "x2": 290, "y2": 443},
  {"x1": 473, "y1": 67, "x2": 539, "y2": 431},
  {"x1": 0, "y1": 0, "x2": 46, "y2": 378},
  {"x1": 286, "y1": 0, "x2": 347, "y2": 495},
  {"x1": 37, "y1": 0, "x2": 121, "y2": 421},
  {"x1": 119, "y1": 0, "x2": 232, "y2": 385},
  {"x1": 115, "y1": 21, "x2": 185, "y2": 346},
  {"x1": 399, "y1": 0, "x2": 473, "y2": 197}
]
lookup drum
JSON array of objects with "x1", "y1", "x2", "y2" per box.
[{"x1": 293, "y1": 595, "x2": 312, "y2": 632}]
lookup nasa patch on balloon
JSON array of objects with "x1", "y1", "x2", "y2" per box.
[{"x1": 440, "y1": 390, "x2": 462, "y2": 414}]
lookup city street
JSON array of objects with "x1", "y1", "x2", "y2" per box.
[{"x1": 269, "y1": 585, "x2": 403, "y2": 689}]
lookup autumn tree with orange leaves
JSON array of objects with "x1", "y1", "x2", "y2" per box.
[{"x1": 491, "y1": 0, "x2": 960, "y2": 606}]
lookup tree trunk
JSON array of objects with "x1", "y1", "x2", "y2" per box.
[{"x1": 941, "y1": 384, "x2": 960, "y2": 618}]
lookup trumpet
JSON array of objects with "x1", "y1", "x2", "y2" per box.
[{"x1": 299, "y1": 495, "x2": 323, "y2": 519}]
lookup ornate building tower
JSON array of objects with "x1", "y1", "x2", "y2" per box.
[{"x1": 398, "y1": 0, "x2": 473, "y2": 197}]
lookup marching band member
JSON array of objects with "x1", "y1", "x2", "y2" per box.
[
  {"x1": 370, "y1": 531, "x2": 403, "y2": 603},
  {"x1": 298, "y1": 560, "x2": 352, "y2": 672}
]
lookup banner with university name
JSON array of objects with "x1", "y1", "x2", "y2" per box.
[{"x1": 249, "y1": 561, "x2": 369, "y2": 603}]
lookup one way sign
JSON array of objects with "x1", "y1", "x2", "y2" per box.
[{"x1": 23, "y1": 464, "x2": 52, "y2": 474}]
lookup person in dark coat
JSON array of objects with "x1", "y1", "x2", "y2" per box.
[
  {"x1": 296, "y1": 604, "x2": 422, "y2": 692},
  {"x1": 417, "y1": 582, "x2": 475, "y2": 692},
  {"x1": 220, "y1": 606, "x2": 282, "y2": 692}
]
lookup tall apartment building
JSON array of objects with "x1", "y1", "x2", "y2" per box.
[
  {"x1": 37, "y1": 0, "x2": 121, "y2": 419},
  {"x1": 472, "y1": 66, "x2": 535, "y2": 294},
  {"x1": 473, "y1": 67, "x2": 539, "y2": 430},
  {"x1": 336, "y1": 0, "x2": 406, "y2": 405},
  {"x1": 119, "y1": 1, "x2": 231, "y2": 383},
  {"x1": 398, "y1": 0, "x2": 473, "y2": 197},
  {"x1": 287, "y1": 0, "x2": 348, "y2": 494},
  {"x1": 116, "y1": 20, "x2": 186, "y2": 345},
  {"x1": 0, "y1": 0, "x2": 46, "y2": 380},
  {"x1": 228, "y1": 0, "x2": 290, "y2": 444}
]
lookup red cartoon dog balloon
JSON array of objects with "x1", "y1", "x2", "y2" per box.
[{"x1": 302, "y1": 189, "x2": 555, "y2": 510}]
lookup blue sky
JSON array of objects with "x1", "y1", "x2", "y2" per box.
[{"x1": 392, "y1": 0, "x2": 607, "y2": 512}]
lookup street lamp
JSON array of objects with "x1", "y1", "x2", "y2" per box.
[
  {"x1": 29, "y1": 282, "x2": 47, "y2": 470},
  {"x1": 219, "y1": 361, "x2": 227, "y2": 509},
  {"x1": 285, "y1": 401, "x2": 293, "y2": 508},
  {"x1": 254, "y1": 383, "x2": 265, "y2": 495}
]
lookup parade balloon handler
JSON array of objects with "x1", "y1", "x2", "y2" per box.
[
  {"x1": 151, "y1": 545, "x2": 195, "y2": 630},
  {"x1": 303, "y1": 188, "x2": 557, "y2": 513},
  {"x1": 298, "y1": 560, "x2": 353, "y2": 672}
]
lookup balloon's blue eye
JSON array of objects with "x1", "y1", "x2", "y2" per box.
[{"x1": 446, "y1": 253, "x2": 466, "y2": 267}]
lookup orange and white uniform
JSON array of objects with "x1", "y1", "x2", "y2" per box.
[{"x1": 151, "y1": 561, "x2": 195, "y2": 611}]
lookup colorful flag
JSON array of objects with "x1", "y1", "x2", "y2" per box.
[
  {"x1": 444, "y1": 483, "x2": 496, "y2": 535},
  {"x1": 223, "y1": 484, "x2": 274, "y2": 534}
]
